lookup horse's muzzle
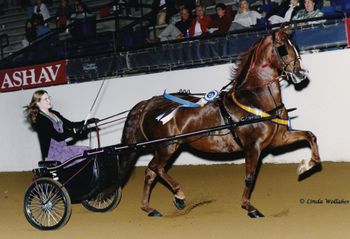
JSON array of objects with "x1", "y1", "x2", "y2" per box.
[{"x1": 289, "y1": 69, "x2": 309, "y2": 85}]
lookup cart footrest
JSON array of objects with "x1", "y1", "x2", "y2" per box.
[{"x1": 38, "y1": 160, "x2": 61, "y2": 168}]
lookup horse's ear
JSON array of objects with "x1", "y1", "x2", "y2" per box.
[
  {"x1": 274, "y1": 24, "x2": 292, "y2": 41},
  {"x1": 280, "y1": 24, "x2": 292, "y2": 35}
]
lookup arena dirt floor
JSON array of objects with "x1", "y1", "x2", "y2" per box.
[{"x1": 1, "y1": 162, "x2": 350, "y2": 239}]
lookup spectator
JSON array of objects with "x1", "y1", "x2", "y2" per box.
[
  {"x1": 152, "y1": 0, "x2": 178, "y2": 25},
  {"x1": 157, "y1": 7, "x2": 191, "y2": 41},
  {"x1": 268, "y1": 0, "x2": 303, "y2": 24},
  {"x1": 56, "y1": 0, "x2": 73, "y2": 19},
  {"x1": 22, "y1": 19, "x2": 36, "y2": 47},
  {"x1": 208, "y1": 3, "x2": 233, "y2": 34},
  {"x1": 33, "y1": 16, "x2": 49, "y2": 38},
  {"x1": 229, "y1": 0, "x2": 262, "y2": 31},
  {"x1": 168, "y1": 3, "x2": 185, "y2": 24},
  {"x1": 56, "y1": 0, "x2": 74, "y2": 28},
  {"x1": 70, "y1": 2, "x2": 95, "y2": 38},
  {"x1": 292, "y1": 0, "x2": 324, "y2": 25},
  {"x1": 71, "y1": 2, "x2": 92, "y2": 18},
  {"x1": 257, "y1": 0, "x2": 281, "y2": 20},
  {"x1": 189, "y1": 5, "x2": 212, "y2": 37},
  {"x1": 33, "y1": 0, "x2": 50, "y2": 21},
  {"x1": 74, "y1": 0, "x2": 88, "y2": 13}
]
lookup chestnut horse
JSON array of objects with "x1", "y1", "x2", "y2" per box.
[{"x1": 119, "y1": 26, "x2": 321, "y2": 218}]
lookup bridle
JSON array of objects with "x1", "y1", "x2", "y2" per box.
[
  {"x1": 271, "y1": 33, "x2": 308, "y2": 85},
  {"x1": 272, "y1": 34, "x2": 300, "y2": 76}
]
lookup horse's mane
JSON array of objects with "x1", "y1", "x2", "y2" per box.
[{"x1": 230, "y1": 38, "x2": 265, "y2": 90}]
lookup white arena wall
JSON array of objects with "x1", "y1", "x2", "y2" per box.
[{"x1": 1, "y1": 48, "x2": 350, "y2": 172}]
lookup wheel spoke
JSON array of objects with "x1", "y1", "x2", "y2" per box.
[
  {"x1": 35, "y1": 209, "x2": 45, "y2": 225},
  {"x1": 51, "y1": 209, "x2": 63, "y2": 222},
  {"x1": 83, "y1": 188, "x2": 120, "y2": 212},
  {"x1": 47, "y1": 210, "x2": 59, "y2": 226},
  {"x1": 50, "y1": 192, "x2": 63, "y2": 206}
]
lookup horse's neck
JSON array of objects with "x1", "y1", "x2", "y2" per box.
[
  {"x1": 234, "y1": 68, "x2": 283, "y2": 112},
  {"x1": 232, "y1": 38, "x2": 284, "y2": 111}
]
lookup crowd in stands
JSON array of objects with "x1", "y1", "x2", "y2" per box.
[
  {"x1": 150, "y1": 0, "x2": 332, "y2": 43},
  {"x1": 0, "y1": 0, "x2": 347, "y2": 52},
  {"x1": 21, "y1": 0, "x2": 91, "y2": 47}
]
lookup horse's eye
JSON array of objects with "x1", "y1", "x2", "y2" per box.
[{"x1": 277, "y1": 45, "x2": 288, "y2": 57}]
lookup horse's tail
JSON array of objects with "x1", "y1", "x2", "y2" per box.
[{"x1": 118, "y1": 100, "x2": 148, "y2": 187}]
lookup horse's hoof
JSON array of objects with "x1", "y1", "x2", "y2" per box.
[
  {"x1": 298, "y1": 162, "x2": 322, "y2": 181},
  {"x1": 173, "y1": 196, "x2": 186, "y2": 210},
  {"x1": 148, "y1": 210, "x2": 162, "y2": 217},
  {"x1": 248, "y1": 210, "x2": 264, "y2": 218},
  {"x1": 297, "y1": 159, "x2": 312, "y2": 176}
]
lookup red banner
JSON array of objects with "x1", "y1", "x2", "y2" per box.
[
  {"x1": 346, "y1": 18, "x2": 350, "y2": 48},
  {"x1": 0, "y1": 60, "x2": 67, "y2": 92}
]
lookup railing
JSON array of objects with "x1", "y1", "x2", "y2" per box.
[{"x1": 0, "y1": 12, "x2": 349, "y2": 70}]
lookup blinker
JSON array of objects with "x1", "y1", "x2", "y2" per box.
[{"x1": 277, "y1": 45, "x2": 288, "y2": 57}]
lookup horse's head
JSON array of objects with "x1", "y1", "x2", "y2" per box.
[{"x1": 272, "y1": 26, "x2": 309, "y2": 85}]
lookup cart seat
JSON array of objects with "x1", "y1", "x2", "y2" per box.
[{"x1": 38, "y1": 160, "x2": 61, "y2": 168}]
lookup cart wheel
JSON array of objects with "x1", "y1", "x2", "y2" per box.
[
  {"x1": 23, "y1": 178, "x2": 71, "y2": 230},
  {"x1": 82, "y1": 187, "x2": 122, "y2": 212}
]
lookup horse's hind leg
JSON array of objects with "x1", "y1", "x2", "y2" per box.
[
  {"x1": 271, "y1": 129, "x2": 321, "y2": 177},
  {"x1": 242, "y1": 146, "x2": 265, "y2": 218}
]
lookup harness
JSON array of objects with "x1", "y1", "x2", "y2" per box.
[
  {"x1": 218, "y1": 89, "x2": 288, "y2": 149},
  {"x1": 218, "y1": 97, "x2": 243, "y2": 147},
  {"x1": 232, "y1": 93, "x2": 289, "y2": 126}
]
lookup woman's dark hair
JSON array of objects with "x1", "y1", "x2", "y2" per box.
[{"x1": 25, "y1": 19, "x2": 36, "y2": 42}]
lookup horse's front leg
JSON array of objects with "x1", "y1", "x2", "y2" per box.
[
  {"x1": 153, "y1": 164, "x2": 186, "y2": 210},
  {"x1": 271, "y1": 128, "x2": 321, "y2": 178},
  {"x1": 141, "y1": 145, "x2": 182, "y2": 217},
  {"x1": 241, "y1": 146, "x2": 264, "y2": 218},
  {"x1": 150, "y1": 145, "x2": 186, "y2": 211}
]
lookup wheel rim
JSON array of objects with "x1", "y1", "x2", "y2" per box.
[{"x1": 25, "y1": 180, "x2": 68, "y2": 229}]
